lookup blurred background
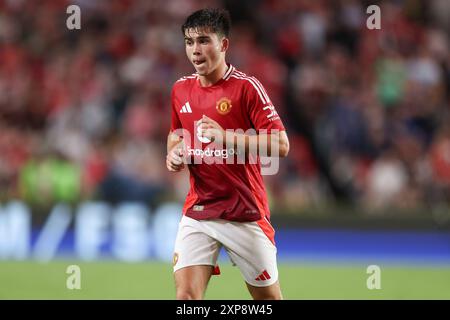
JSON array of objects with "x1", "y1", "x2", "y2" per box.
[{"x1": 0, "y1": 0, "x2": 449, "y2": 299}]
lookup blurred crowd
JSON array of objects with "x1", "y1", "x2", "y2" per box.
[{"x1": 0, "y1": 0, "x2": 449, "y2": 216}]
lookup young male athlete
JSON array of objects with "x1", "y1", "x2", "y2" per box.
[{"x1": 166, "y1": 8, "x2": 289, "y2": 300}]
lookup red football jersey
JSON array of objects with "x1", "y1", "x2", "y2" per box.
[{"x1": 170, "y1": 64, "x2": 285, "y2": 242}]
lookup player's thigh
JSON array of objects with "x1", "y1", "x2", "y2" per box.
[
  {"x1": 220, "y1": 221, "x2": 279, "y2": 288},
  {"x1": 174, "y1": 265, "x2": 215, "y2": 300},
  {"x1": 246, "y1": 280, "x2": 283, "y2": 300},
  {"x1": 173, "y1": 216, "x2": 222, "y2": 272},
  {"x1": 173, "y1": 216, "x2": 222, "y2": 299}
]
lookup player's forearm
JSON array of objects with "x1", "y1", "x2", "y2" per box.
[{"x1": 231, "y1": 131, "x2": 289, "y2": 158}]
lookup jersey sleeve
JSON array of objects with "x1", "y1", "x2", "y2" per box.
[
  {"x1": 244, "y1": 78, "x2": 285, "y2": 133},
  {"x1": 170, "y1": 85, "x2": 182, "y2": 133}
]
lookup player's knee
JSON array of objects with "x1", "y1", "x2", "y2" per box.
[
  {"x1": 248, "y1": 282, "x2": 283, "y2": 300},
  {"x1": 176, "y1": 289, "x2": 202, "y2": 300},
  {"x1": 253, "y1": 291, "x2": 282, "y2": 300}
]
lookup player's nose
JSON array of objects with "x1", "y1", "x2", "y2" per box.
[{"x1": 192, "y1": 42, "x2": 201, "y2": 55}]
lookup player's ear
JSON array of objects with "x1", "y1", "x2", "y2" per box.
[{"x1": 221, "y1": 37, "x2": 229, "y2": 52}]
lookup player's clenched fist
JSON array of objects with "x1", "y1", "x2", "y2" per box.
[
  {"x1": 166, "y1": 148, "x2": 185, "y2": 172},
  {"x1": 198, "y1": 115, "x2": 225, "y2": 143}
]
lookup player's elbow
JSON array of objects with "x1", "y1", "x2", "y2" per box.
[
  {"x1": 279, "y1": 142, "x2": 289, "y2": 158},
  {"x1": 278, "y1": 132, "x2": 289, "y2": 158}
]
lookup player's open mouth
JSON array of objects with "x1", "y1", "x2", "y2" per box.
[{"x1": 193, "y1": 60, "x2": 206, "y2": 66}]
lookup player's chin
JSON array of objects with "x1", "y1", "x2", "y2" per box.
[
  {"x1": 192, "y1": 64, "x2": 208, "y2": 75},
  {"x1": 195, "y1": 69, "x2": 208, "y2": 76}
]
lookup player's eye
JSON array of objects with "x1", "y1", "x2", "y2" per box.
[
  {"x1": 199, "y1": 38, "x2": 209, "y2": 44},
  {"x1": 185, "y1": 39, "x2": 193, "y2": 46}
]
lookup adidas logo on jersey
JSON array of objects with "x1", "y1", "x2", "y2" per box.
[{"x1": 180, "y1": 102, "x2": 192, "y2": 113}]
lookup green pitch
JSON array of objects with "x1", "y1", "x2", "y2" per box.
[{"x1": 0, "y1": 261, "x2": 449, "y2": 299}]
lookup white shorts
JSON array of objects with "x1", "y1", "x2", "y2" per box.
[{"x1": 173, "y1": 215, "x2": 279, "y2": 287}]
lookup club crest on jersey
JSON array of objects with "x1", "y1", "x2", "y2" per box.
[
  {"x1": 216, "y1": 97, "x2": 232, "y2": 115},
  {"x1": 173, "y1": 252, "x2": 179, "y2": 266}
]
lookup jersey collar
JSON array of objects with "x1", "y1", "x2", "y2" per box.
[{"x1": 222, "y1": 64, "x2": 235, "y2": 81}]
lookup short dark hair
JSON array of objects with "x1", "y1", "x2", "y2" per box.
[{"x1": 181, "y1": 8, "x2": 231, "y2": 38}]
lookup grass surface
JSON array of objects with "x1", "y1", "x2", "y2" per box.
[{"x1": 0, "y1": 261, "x2": 449, "y2": 299}]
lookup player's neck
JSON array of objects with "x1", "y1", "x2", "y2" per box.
[{"x1": 198, "y1": 61, "x2": 228, "y2": 87}]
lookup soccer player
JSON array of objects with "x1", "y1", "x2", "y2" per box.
[{"x1": 166, "y1": 8, "x2": 289, "y2": 300}]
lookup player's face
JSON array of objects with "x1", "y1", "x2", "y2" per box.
[{"x1": 184, "y1": 28, "x2": 227, "y2": 76}]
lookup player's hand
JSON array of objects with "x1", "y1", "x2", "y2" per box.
[
  {"x1": 166, "y1": 147, "x2": 185, "y2": 172},
  {"x1": 198, "y1": 115, "x2": 225, "y2": 144}
]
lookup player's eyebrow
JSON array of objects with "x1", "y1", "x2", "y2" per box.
[{"x1": 184, "y1": 35, "x2": 211, "y2": 41}]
